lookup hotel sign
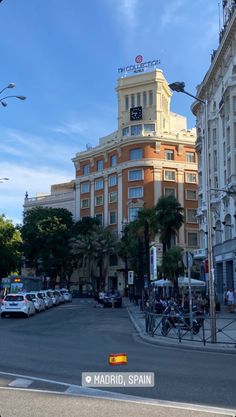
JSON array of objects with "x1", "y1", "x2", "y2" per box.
[{"x1": 118, "y1": 55, "x2": 160, "y2": 74}]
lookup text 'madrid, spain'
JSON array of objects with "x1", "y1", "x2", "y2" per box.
[{"x1": 82, "y1": 372, "x2": 155, "y2": 387}]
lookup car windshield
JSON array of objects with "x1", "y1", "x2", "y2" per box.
[{"x1": 26, "y1": 294, "x2": 34, "y2": 300}]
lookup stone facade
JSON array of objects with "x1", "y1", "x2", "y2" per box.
[{"x1": 192, "y1": 1, "x2": 236, "y2": 301}]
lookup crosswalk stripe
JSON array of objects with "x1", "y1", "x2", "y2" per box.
[{"x1": 8, "y1": 378, "x2": 33, "y2": 388}]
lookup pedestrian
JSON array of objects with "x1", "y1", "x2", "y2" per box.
[
  {"x1": 226, "y1": 288, "x2": 235, "y2": 313},
  {"x1": 202, "y1": 295, "x2": 209, "y2": 314},
  {"x1": 155, "y1": 297, "x2": 164, "y2": 314}
]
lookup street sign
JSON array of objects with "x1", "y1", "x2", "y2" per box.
[
  {"x1": 156, "y1": 243, "x2": 163, "y2": 267},
  {"x1": 150, "y1": 245, "x2": 157, "y2": 281},
  {"x1": 128, "y1": 271, "x2": 134, "y2": 285},
  {"x1": 1, "y1": 278, "x2": 11, "y2": 288},
  {"x1": 182, "y1": 251, "x2": 193, "y2": 269}
]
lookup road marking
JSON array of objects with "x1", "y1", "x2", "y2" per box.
[
  {"x1": 0, "y1": 371, "x2": 235, "y2": 415},
  {"x1": 8, "y1": 378, "x2": 33, "y2": 388},
  {"x1": 56, "y1": 306, "x2": 82, "y2": 309}
]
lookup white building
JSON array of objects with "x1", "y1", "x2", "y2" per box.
[
  {"x1": 192, "y1": 0, "x2": 236, "y2": 301},
  {"x1": 24, "y1": 181, "x2": 76, "y2": 216}
]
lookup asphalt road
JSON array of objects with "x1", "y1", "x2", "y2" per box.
[{"x1": 0, "y1": 299, "x2": 235, "y2": 409}]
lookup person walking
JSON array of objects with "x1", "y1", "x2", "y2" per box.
[{"x1": 226, "y1": 288, "x2": 235, "y2": 313}]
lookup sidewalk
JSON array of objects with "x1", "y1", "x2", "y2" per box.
[{"x1": 124, "y1": 299, "x2": 236, "y2": 353}]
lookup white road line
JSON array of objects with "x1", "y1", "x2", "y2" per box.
[
  {"x1": 0, "y1": 371, "x2": 235, "y2": 415},
  {"x1": 8, "y1": 378, "x2": 33, "y2": 388}
]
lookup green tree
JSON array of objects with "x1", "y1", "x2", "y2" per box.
[
  {"x1": 161, "y1": 246, "x2": 184, "y2": 296},
  {"x1": 21, "y1": 207, "x2": 74, "y2": 287},
  {"x1": 135, "y1": 207, "x2": 159, "y2": 283},
  {"x1": 70, "y1": 227, "x2": 99, "y2": 288},
  {"x1": 117, "y1": 208, "x2": 158, "y2": 296},
  {"x1": 156, "y1": 195, "x2": 184, "y2": 253},
  {"x1": 0, "y1": 215, "x2": 22, "y2": 278},
  {"x1": 70, "y1": 221, "x2": 117, "y2": 291},
  {"x1": 95, "y1": 227, "x2": 117, "y2": 290}
]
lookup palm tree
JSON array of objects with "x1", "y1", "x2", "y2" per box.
[
  {"x1": 70, "y1": 230, "x2": 99, "y2": 288},
  {"x1": 156, "y1": 195, "x2": 184, "y2": 253},
  {"x1": 161, "y1": 246, "x2": 184, "y2": 298},
  {"x1": 134, "y1": 207, "x2": 159, "y2": 285},
  {"x1": 95, "y1": 227, "x2": 117, "y2": 290}
]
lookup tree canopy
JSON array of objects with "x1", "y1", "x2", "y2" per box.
[
  {"x1": 21, "y1": 207, "x2": 74, "y2": 286},
  {"x1": 0, "y1": 214, "x2": 22, "y2": 278}
]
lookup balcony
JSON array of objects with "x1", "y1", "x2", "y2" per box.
[{"x1": 24, "y1": 191, "x2": 75, "y2": 211}]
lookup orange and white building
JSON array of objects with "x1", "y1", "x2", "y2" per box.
[{"x1": 72, "y1": 69, "x2": 198, "y2": 249}]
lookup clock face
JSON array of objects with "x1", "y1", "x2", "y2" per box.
[{"x1": 130, "y1": 106, "x2": 142, "y2": 121}]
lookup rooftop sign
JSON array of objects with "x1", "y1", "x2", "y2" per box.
[{"x1": 118, "y1": 55, "x2": 160, "y2": 74}]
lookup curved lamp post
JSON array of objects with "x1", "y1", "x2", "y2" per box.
[
  {"x1": 0, "y1": 83, "x2": 26, "y2": 107},
  {"x1": 169, "y1": 81, "x2": 216, "y2": 343}
]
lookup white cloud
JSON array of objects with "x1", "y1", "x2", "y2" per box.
[
  {"x1": 160, "y1": 0, "x2": 186, "y2": 29},
  {"x1": 0, "y1": 128, "x2": 80, "y2": 165},
  {"x1": 0, "y1": 163, "x2": 73, "y2": 224},
  {"x1": 53, "y1": 120, "x2": 88, "y2": 135},
  {"x1": 118, "y1": 0, "x2": 139, "y2": 29}
]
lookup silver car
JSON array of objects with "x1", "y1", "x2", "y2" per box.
[
  {"x1": 28, "y1": 292, "x2": 46, "y2": 312},
  {"x1": 38, "y1": 291, "x2": 53, "y2": 309},
  {"x1": 47, "y1": 290, "x2": 60, "y2": 306},
  {"x1": 56, "y1": 290, "x2": 65, "y2": 303},
  {"x1": 60, "y1": 289, "x2": 72, "y2": 302}
]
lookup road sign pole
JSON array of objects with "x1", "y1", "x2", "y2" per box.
[
  {"x1": 182, "y1": 252, "x2": 193, "y2": 340},
  {"x1": 188, "y1": 253, "x2": 193, "y2": 340}
]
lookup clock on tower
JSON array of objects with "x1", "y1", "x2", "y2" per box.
[{"x1": 130, "y1": 106, "x2": 142, "y2": 121}]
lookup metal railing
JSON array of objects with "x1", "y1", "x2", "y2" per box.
[{"x1": 145, "y1": 311, "x2": 236, "y2": 346}]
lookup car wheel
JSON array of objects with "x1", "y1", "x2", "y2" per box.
[{"x1": 1, "y1": 313, "x2": 6, "y2": 318}]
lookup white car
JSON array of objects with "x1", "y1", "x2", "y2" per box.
[
  {"x1": 56, "y1": 290, "x2": 65, "y2": 303},
  {"x1": 60, "y1": 289, "x2": 72, "y2": 302},
  {"x1": 46, "y1": 290, "x2": 60, "y2": 306},
  {"x1": 1, "y1": 293, "x2": 35, "y2": 318},
  {"x1": 28, "y1": 292, "x2": 46, "y2": 312},
  {"x1": 38, "y1": 291, "x2": 53, "y2": 308}
]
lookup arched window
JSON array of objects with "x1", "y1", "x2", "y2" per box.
[
  {"x1": 224, "y1": 214, "x2": 232, "y2": 241},
  {"x1": 199, "y1": 230, "x2": 205, "y2": 248},
  {"x1": 215, "y1": 220, "x2": 222, "y2": 245}
]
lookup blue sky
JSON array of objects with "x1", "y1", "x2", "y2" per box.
[{"x1": 0, "y1": 0, "x2": 219, "y2": 224}]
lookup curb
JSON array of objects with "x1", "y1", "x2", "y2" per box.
[{"x1": 125, "y1": 304, "x2": 236, "y2": 354}]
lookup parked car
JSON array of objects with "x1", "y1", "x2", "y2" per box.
[
  {"x1": 38, "y1": 291, "x2": 53, "y2": 309},
  {"x1": 46, "y1": 290, "x2": 60, "y2": 306},
  {"x1": 1, "y1": 293, "x2": 35, "y2": 318},
  {"x1": 60, "y1": 289, "x2": 72, "y2": 302},
  {"x1": 103, "y1": 291, "x2": 122, "y2": 308},
  {"x1": 27, "y1": 292, "x2": 46, "y2": 313},
  {"x1": 54, "y1": 290, "x2": 64, "y2": 304}
]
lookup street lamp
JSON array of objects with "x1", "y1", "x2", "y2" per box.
[
  {"x1": 210, "y1": 187, "x2": 236, "y2": 196},
  {"x1": 169, "y1": 81, "x2": 217, "y2": 343},
  {"x1": 0, "y1": 83, "x2": 26, "y2": 107},
  {"x1": 0, "y1": 177, "x2": 9, "y2": 183}
]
